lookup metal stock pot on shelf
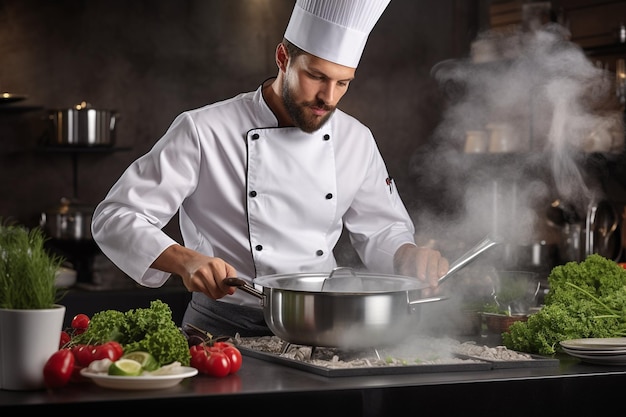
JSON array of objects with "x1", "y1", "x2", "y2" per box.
[
  {"x1": 47, "y1": 101, "x2": 119, "y2": 146},
  {"x1": 39, "y1": 197, "x2": 95, "y2": 241}
]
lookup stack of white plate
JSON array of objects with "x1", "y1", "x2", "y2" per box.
[{"x1": 560, "y1": 338, "x2": 626, "y2": 365}]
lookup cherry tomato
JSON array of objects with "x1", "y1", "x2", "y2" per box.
[
  {"x1": 190, "y1": 346, "x2": 210, "y2": 371},
  {"x1": 43, "y1": 349, "x2": 75, "y2": 388},
  {"x1": 211, "y1": 341, "x2": 233, "y2": 349},
  {"x1": 72, "y1": 344, "x2": 96, "y2": 367},
  {"x1": 107, "y1": 341, "x2": 124, "y2": 358},
  {"x1": 190, "y1": 344, "x2": 232, "y2": 377},
  {"x1": 71, "y1": 314, "x2": 90, "y2": 335},
  {"x1": 93, "y1": 341, "x2": 123, "y2": 361},
  {"x1": 221, "y1": 345, "x2": 242, "y2": 374},
  {"x1": 205, "y1": 351, "x2": 231, "y2": 377},
  {"x1": 59, "y1": 331, "x2": 71, "y2": 348}
]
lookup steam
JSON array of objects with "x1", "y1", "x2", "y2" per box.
[
  {"x1": 411, "y1": 22, "x2": 623, "y2": 250},
  {"x1": 406, "y1": 23, "x2": 625, "y2": 337}
]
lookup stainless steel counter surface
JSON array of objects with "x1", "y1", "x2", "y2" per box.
[{"x1": 1, "y1": 353, "x2": 624, "y2": 416}]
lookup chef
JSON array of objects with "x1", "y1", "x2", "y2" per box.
[{"x1": 91, "y1": 0, "x2": 449, "y2": 337}]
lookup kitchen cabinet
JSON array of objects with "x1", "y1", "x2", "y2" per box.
[{"x1": 554, "y1": 0, "x2": 626, "y2": 49}]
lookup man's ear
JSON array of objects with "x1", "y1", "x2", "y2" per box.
[{"x1": 276, "y1": 42, "x2": 289, "y2": 72}]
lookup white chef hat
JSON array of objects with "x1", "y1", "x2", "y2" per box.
[{"x1": 284, "y1": 0, "x2": 392, "y2": 68}]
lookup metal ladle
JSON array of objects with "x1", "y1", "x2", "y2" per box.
[
  {"x1": 319, "y1": 235, "x2": 499, "y2": 292},
  {"x1": 437, "y1": 235, "x2": 500, "y2": 285}
]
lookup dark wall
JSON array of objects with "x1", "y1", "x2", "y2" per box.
[
  {"x1": 0, "y1": 0, "x2": 484, "y2": 228},
  {"x1": 0, "y1": 0, "x2": 489, "y2": 283}
]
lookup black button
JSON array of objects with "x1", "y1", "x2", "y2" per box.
[
  {"x1": 316, "y1": 250, "x2": 324, "y2": 256},
  {"x1": 251, "y1": 133, "x2": 260, "y2": 140},
  {"x1": 325, "y1": 193, "x2": 333, "y2": 199},
  {"x1": 255, "y1": 245, "x2": 263, "y2": 251},
  {"x1": 249, "y1": 191, "x2": 257, "y2": 197},
  {"x1": 323, "y1": 134, "x2": 330, "y2": 141}
]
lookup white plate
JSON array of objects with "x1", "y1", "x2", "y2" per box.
[
  {"x1": 560, "y1": 338, "x2": 626, "y2": 351},
  {"x1": 561, "y1": 349, "x2": 626, "y2": 365},
  {"x1": 562, "y1": 347, "x2": 626, "y2": 356},
  {"x1": 80, "y1": 366, "x2": 198, "y2": 390}
]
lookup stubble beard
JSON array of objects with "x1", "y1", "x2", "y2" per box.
[{"x1": 282, "y1": 78, "x2": 335, "y2": 133}]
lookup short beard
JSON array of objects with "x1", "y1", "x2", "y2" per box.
[{"x1": 282, "y1": 78, "x2": 334, "y2": 133}]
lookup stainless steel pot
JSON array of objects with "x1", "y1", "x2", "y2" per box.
[
  {"x1": 39, "y1": 197, "x2": 94, "y2": 241},
  {"x1": 225, "y1": 271, "x2": 445, "y2": 349},
  {"x1": 48, "y1": 101, "x2": 118, "y2": 146},
  {"x1": 224, "y1": 235, "x2": 498, "y2": 348}
]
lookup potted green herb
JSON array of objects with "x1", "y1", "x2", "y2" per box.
[
  {"x1": 0, "y1": 221, "x2": 65, "y2": 309},
  {"x1": 0, "y1": 220, "x2": 67, "y2": 391}
]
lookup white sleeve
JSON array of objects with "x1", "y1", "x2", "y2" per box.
[{"x1": 91, "y1": 113, "x2": 201, "y2": 286}]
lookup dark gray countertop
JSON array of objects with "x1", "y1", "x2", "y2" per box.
[{"x1": 1, "y1": 353, "x2": 624, "y2": 416}]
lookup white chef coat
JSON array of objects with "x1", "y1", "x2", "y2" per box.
[{"x1": 91, "y1": 82, "x2": 416, "y2": 308}]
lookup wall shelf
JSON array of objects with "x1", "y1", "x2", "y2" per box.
[{"x1": 36, "y1": 146, "x2": 131, "y2": 154}]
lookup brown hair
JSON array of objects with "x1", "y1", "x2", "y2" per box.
[{"x1": 282, "y1": 38, "x2": 305, "y2": 61}]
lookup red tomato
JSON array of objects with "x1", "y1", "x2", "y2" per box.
[
  {"x1": 72, "y1": 344, "x2": 96, "y2": 367},
  {"x1": 59, "y1": 331, "x2": 71, "y2": 348},
  {"x1": 93, "y1": 342, "x2": 123, "y2": 361},
  {"x1": 43, "y1": 349, "x2": 75, "y2": 388},
  {"x1": 205, "y1": 351, "x2": 231, "y2": 377},
  {"x1": 190, "y1": 345, "x2": 210, "y2": 371},
  {"x1": 71, "y1": 314, "x2": 90, "y2": 333},
  {"x1": 211, "y1": 341, "x2": 233, "y2": 349},
  {"x1": 221, "y1": 345, "x2": 242, "y2": 374},
  {"x1": 190, "y1": 344, "x2": 231, "y2": 377},
  {"x1": 107, "y1": 341, "x2": 124, "y2": 358}
]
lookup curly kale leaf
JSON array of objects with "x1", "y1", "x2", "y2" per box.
[
  {"x1": 502, "y1": 254, "x2": 626, "y2": 355},
  {"x1": 71, "y1": 299, "x2": 190, "y2": 366},
  {"x1": 546, "y1": 254, "x2": 626, "y2": 303},
  {"x1": 124, "y1": 327, "x2": 191, "y2": 367},
  {"x1": 72, "y1": 309, "x2": 126, "y2": 344},
  {"x1": 121, "y1": 299, "x2": 176, "y2": 343},
  {"x1": 121, "y1": 300, "x2": 191, "y2": 366}
]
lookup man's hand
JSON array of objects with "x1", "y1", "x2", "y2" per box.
[
  {"x1": 151, "y1": 244, "x2": 238, "y2": 299},
  {"x1": 393, "y1": 244, "x2": 449, "y2": 292}
]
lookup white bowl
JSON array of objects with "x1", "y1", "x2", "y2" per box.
[{"x1": 55, "y1": 267, "x2": 77, "y2": 288}]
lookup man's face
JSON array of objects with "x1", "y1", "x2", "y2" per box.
[{"x1": 282, "y1": 53, "x2": 355, "y2": 133}]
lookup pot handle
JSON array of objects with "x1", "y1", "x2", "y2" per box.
[
  {"x1": 406, "y1": 294, "x2": 448, "y2": 313},
  {"x1": 438, "y1": 235, "x2": 499, "y2": 285},
  {"x1": 224, "y1": 277, "x2": 266, "y2": 302}
]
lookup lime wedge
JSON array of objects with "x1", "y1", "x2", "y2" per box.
[
  {"x1": 108, "y1": 359, "x2": 143, "y2": 376},
  {"x1": 122, "y1": 351, "x2": 159, "y2": 372}
]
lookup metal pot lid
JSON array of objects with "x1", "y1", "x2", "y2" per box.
[
  {"x1": 49, "y1": 101, "x2": 117, "y2": 112},
  {"x1": 254, "y1": 268, "x2": 427, "y2": 293}
]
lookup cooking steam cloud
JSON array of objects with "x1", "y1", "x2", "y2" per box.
[
  {"x1": 410, "y1": 22, "x2": 624, "y2": 251},
  {"x1": 405, "y1": 22, "x2": 624, "y2": 337}
]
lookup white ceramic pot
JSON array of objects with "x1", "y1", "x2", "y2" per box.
[{"x1": 0, "y1": 305, "x2": 66, "y2": 390}]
